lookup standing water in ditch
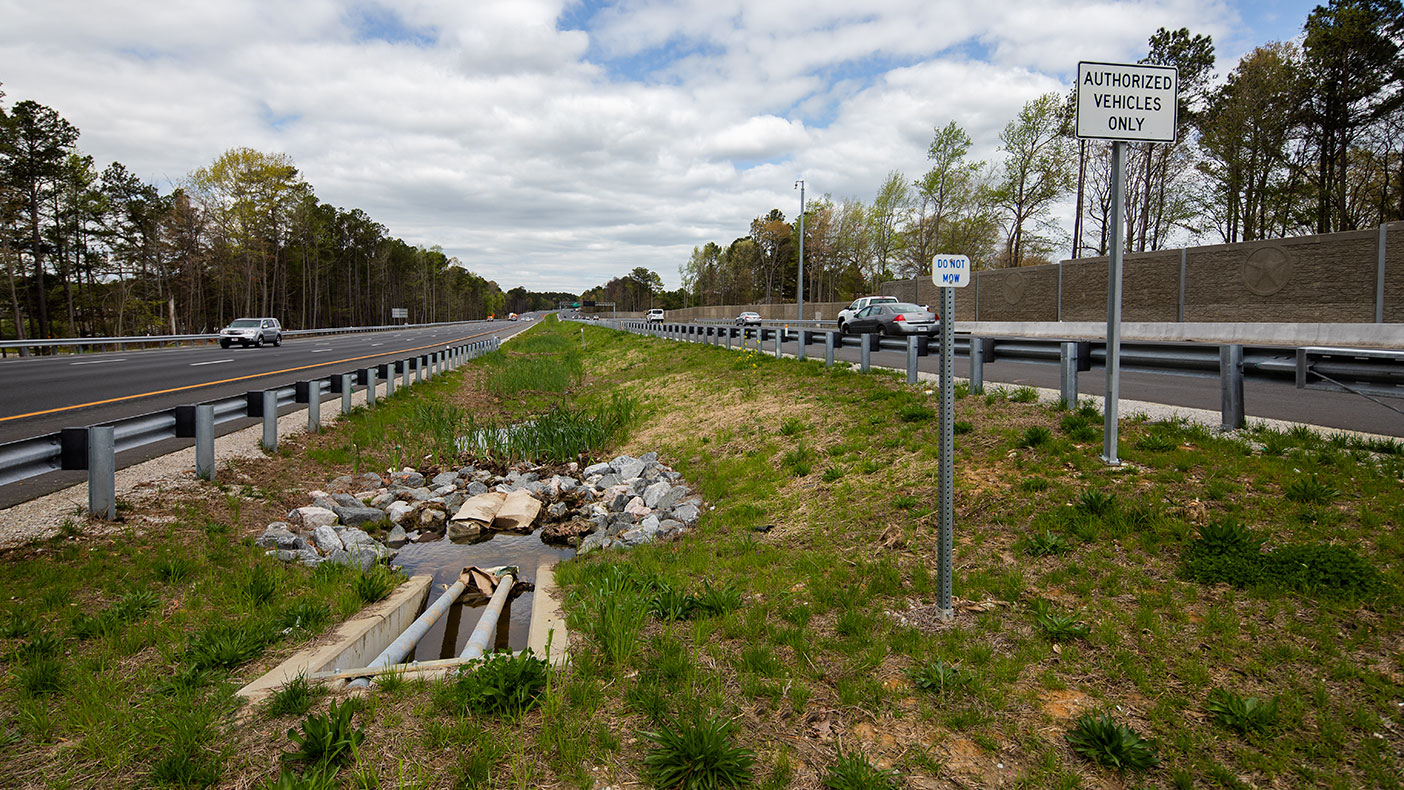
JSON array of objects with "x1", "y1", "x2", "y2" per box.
[{"x1": 392, "y1": 529, "x2": 574, "y2": 661}]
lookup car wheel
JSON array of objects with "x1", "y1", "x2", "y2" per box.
[
  {"x1": 219, "y1": 339, "x2": 230, "y2": 349},
  {"x1": 837, "y1": 321, "x2": 847, "y2": 336},
  {"x1": 273, "y1": 334, "x2": 281, "y2": 347},
  {"x1": 254, "y1": 335, "x2": 264, "y2": 348}
]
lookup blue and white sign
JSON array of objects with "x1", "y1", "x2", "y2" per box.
[{"x1": 931, "y1": 254, "x2": 971, "y2": 288}]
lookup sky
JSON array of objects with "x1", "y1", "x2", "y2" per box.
[{"x1": 0, "y1": 0, "x2": 1323, "y2": 293}]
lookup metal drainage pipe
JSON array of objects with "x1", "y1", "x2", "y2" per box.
[
  {"x1": 347, "y1": 569, "x2": 475, "y2": 689},
  {"x1": 459, "y1": 570, "x2": 516, "y2": 661}
]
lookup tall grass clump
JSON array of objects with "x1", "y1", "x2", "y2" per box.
[
  {"x1": 461, "y1": 393, "x2": 640, "y2": 464},
  {"x1": 479, "y1": 350, "x2": 584, "y2": 397},
  {"x1": 405, "y1": 400, "x2": 468, "y2": 464}
]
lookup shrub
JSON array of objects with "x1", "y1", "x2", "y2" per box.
[
  {"x1": 1032, "y1": 604, "x2": 1090, "y2": 642},
  {"x1": 822, "y1": 749, "x2": 901, "y2": 790},
  {"x1": 1076, "y1": 490, "x2": 1118, "y2": 517},
  {"x1": 266, "y1": 672, "x2": 326, "y2": 718},
  {"x1": 439, "y1": 650, "x2": 550, "y2": 716},
  {"x1": 904, "y1": 660, "x2": 973, "y2": 697},
  {"x1": 1284, "y1": 475, "x2": 1339, "y2": 505},
  {"x1": 1182, "y1": 521, "x2": 1382, "y2": 598},
  {"x1": 1066, "y1": 714, "x2": 1159, "y2": 771},
  {"x1": 1010, "y1": 386, "x2": 1038, "y2": 403},
  {"x1": 694, "y1": 581, "x2": 742, "y2": 617},
  {"x1": 650, "y1": 583, "x2": 699, "y2": 622},
  {"x1": 351, "y1": 564, "x2": 403, "y2": 604},
  {"x1": 641, "y1": 715, "x2": 756, "y2": 790},
  {"x1": 283, "y1": 699, "x2": 364, "y2": 768},
  {"x1": 1018, "y1": 531, "x2": 1073, "y2": 557},
  {"x1": 1019, "y1": 426, "x2": 1053, "y2": 448},
  {"x1": 186, "y1": 621, "x2": 272, "y2": 671},
  {"x1": 1207, "y1": 688, "x2": 1278, "y2": 735},
  {"x1": 898, "y1": 404, "x2": 935, "y2": 423}
]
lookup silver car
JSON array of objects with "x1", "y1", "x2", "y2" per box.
[
  {"x1": 735, "y1": 311, "x2": 762, "y2": 326},
  {"x1": 219, "y1": 317, "x2": 282, "y2": 348},
  {"x1": 843, "y1": 302, "x2": 938, "y2": 336}
]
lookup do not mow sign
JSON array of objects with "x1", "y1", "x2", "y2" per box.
[{"x1": 1076, "y1": 61, "x2": 1178, "y2": 143}]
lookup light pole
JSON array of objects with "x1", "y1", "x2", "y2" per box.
[{"x1": 795, "y1": 179, "x2": 805, "y2": 322}]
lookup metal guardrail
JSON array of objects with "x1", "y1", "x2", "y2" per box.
[
  {"x1": 575, "y1": 318, "x2": 1404, "y2": 429},
  {"x1": 0, "y1": 337, "x2": 504, "y2": 508},
  {"x1": 0, "y1": 318, "x2": 493, "y2": 355}
]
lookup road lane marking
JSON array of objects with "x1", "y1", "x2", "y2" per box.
[
  {"x1": 71, "y1": 358, "x2": 127, "y2": 366},
  {"x1": 190, "y1": 359, "x2": 234, "y2": 367},
  {"x1": 310, "y1": 349, "x2": 332, "y2": 353},
  {"x1": 0, "y1": 328, "x2": 502, "y2": 423}
]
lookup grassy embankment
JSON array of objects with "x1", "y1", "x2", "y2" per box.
[{"x1": 0, "y1": 315, "x2": 1401, "y2": 789}]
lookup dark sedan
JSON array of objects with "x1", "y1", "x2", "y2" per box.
[{"x1": 842, "y1": 302, "x2": 939, "y2": 335}]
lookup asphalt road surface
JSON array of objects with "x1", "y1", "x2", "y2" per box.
[{"x1": 0, "y1": 321, "x2": 532, "y2": 508}]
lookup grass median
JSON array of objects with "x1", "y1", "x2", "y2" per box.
[{"x1": 0, "y1": 315, "x2": 1400, "y2": 789}]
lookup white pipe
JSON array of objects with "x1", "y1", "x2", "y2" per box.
[
  {"x1": 459, "y1": 572, "x2": 515, "y2": 660},
  {"x1": 348, "y1": 570, "x2": 472, "y2": 688}
]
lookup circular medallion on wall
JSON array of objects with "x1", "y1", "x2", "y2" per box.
[
  {"x1": 1002, "y1": 271, "x2": 1026, "y2": 304},
  {"x1": 1241, "y1": 246, "x2": 1292, "y2": 296}
]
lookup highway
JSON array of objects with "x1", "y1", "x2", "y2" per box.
[{"x1": 0, "y1": 320, "x2": 531, "y2": 507}]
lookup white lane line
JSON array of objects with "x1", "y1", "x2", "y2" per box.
[
  {"x1": 371, "y1": 343, "x2": 384, "y2": 347},
  {"x1": 191, "y1": 358, "x2": 234, "y2": 366},
  {"x1": 71, "y1": 358, "x2": 128, "y2": 366},
  {"x1": 310, "y1": 349, "x2": 333, "y2": 353}
]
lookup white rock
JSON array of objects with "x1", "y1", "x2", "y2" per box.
[
  {"x1": 386, "y1": 500, "x2": 417, "y2": 525},
  {"x1": 309, "y1": 525, "x2": 344, "y2": 555},
  {"x1": 289, "y1": 506, "x2": 338, "y2": 530}
]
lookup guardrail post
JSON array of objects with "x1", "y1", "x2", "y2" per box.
[
  {"x1": 388, "y1": 362, "x2": 399, "y2": 396},
  {"x1": 1059, "y1": 342, "x2": 1078, "y2": 406},
  {"x1": 774, "y1": 328, "x2": 783, "y2": 359},
  {"x1": 88, "y1": 426, "x2": 116, "y2": 520},
  {"x1": 725, "y1": 327, "x2": 732, "y2": 350},
  {"x1": 798, "y1": 329, "x2": 808, "y2": 361},
  {"x1": 195, "y1": 404, "x2": 215, "y2": 481},
  {"x1": 365, "y1": 368, "x2": 377, "y2": 405},
  {"x1": 906, "y1": 336, "x2": 918, "y2": 383},
  {"x1": 825, "y1": 331, "x2": 834, "y2": 367},
  {"x1": 861, "y1": 333, "x2": 872, "y2": 372},
  {"x1": 1220, "y1": 344, "x2": 1245, "y2": 431},
  {"x1": 340, "y1": 374, "x2": 353, "y2": 414},
  {"x1": 261, "y1": 390, "x2": 278, "y2": 451},
  {"x1": 970, "y1": 335, "x2": 985, "y2": 394},
  {"x1": 307, "y1": 380, "x2": 321, "y2": 433}
]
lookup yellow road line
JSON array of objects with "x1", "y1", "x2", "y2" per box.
[{"x1": 0, "y1": 329, "x2": 501, "y2": 424}]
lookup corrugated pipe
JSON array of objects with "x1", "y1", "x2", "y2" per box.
[{"x1": 347, "y1": 569, "x2": 474, "y2": 689}]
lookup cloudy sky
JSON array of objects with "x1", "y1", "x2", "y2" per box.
[{"x1": 0, "y1": 0, "x2": 1319, "y2": 293}]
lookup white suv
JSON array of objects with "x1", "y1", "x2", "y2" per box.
[
  {"x1": 219, "y1": 317, "x2": 282, "y2": 348},
  {"x1": 836, "y1": 296, "x2": 898, "y2": 335},
  {"x1": 646, "y1": 308, "x2": 665, "y2": 323}
]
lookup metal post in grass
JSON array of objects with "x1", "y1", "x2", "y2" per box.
[
  {"x1": 341, "y1": 373, "x2": 353, "y2": 414},
  {"x1": 1220, "y1": 344, "x2": 1245, "y2": 431},
  {"x1": 366, "y1": 368, "x2": 377, "y2": 406},
  {"x1": 1059, "y1": 342, "x2": 1078, "y2": 406},
  {"x1": 726, "y1": 327, "x2": 733, "y2": 351},
  {"x1": 88, "y1": 426, "x2": 116, "y2": 520},
  {"x1": 970, "y1": 336, "x2": 985, "y2": 394},
  {"x1": 798, "y1": 329, "x2": 807, "y2": 361},
  {"x1": 937, "y1": 283, "x2": 957, "y2": 620},
  {"x1": 308, "y1": 380, "x2": 321, "y2": 433},
  {"x1": 386, "y1": 363, "x2": 397, "y2": 396},
  {"x1": 906, "y1": 336, "x2": 918, "y2": 383},
  {"x1": 195, "y1": 404, "x2": 214, "y2": 481},
  {"x1": 774, "y1": 327, "x2": 783, "y2": 359},
  {"x1": 930, "y1": 253, "x2": 971, "y2": 621},
  {"x1": 860, "y1": 333, "x2": 872, "y2": 372},
  {"x1": 261, "y1": 390, "x2": 278, "y2": 451},
  {"x1": 825, "y1": 331, "x2": 834, "y2": 367}
]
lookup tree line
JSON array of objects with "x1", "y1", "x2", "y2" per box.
[
  {"x1": 667, "y1": 3, "x2": 1404, "y2": 310},
  {"x1": 0, "y1": 89, "x2": 567, "y2": 342}
]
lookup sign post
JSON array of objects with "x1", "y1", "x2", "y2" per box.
[
  {"x1": 1076, "y1": 61, "x2": 1177, "y2": 465},
  {"x1": 932, "y1": 253, "x2": 970, "y2": 620}
]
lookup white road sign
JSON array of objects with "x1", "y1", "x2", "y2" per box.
[
  {"x1": 1076, "y1": 61, "x2": 1178, "y2": 143},
  {"x1": 931, "y1": 254, "x2": 971, "y2": 288}
]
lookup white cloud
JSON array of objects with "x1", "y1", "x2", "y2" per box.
[{"x1": 0, "y1": 0, "x2": 1286, "y2": 291}]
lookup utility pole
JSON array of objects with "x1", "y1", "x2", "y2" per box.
[{"x1": 795, "y1": 179, "x2": 805, "y2": 322}]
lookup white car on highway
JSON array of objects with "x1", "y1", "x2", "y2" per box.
[{"x1": 219, "y1": 317, "x2": 281, "y2": 348}]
